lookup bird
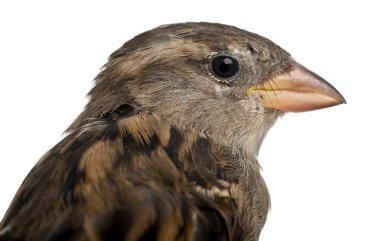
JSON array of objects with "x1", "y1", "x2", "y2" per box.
[{"x1": 0, "y1": 22, "x2": 345, "y2": 241}]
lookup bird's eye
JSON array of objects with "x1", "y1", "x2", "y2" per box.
[{"x1": 210, "y1": 55, "x2": 239, "y2": 80}]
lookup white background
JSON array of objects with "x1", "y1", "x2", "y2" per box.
[{"x1": 0, "y1": 1, "x2": 379, "y2": 240}]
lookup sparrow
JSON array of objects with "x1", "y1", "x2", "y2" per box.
[{"x1": 0, "y1": 22, "x2": 345, "y2": 241}]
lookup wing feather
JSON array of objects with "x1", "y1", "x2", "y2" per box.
[{"x1": 0, "y1": 115, "x2": 242, "y2": 241}]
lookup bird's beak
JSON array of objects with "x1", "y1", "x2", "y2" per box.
[{"x1": 246, "y1": 62, "x2": 346, "y2": 112}]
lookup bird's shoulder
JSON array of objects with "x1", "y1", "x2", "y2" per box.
[{"x1": 0, "y1": 113, "x2": 242, "y2": 241}]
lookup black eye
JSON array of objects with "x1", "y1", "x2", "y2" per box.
[{"x1": 211, "y1": 55, "x2": 239, "y2": 80}]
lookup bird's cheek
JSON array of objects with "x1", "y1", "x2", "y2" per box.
[{"x1": 246, "y1": 62, "x2": 346, "y2": 112}]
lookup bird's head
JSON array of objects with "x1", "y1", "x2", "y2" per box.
[{"x1": 69, "y1": 23, "x2": 345, "y2": 158}]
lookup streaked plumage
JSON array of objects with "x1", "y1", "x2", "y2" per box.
[{"x1": 0, "y1": 23, "x2": 345, "y2": 241}]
